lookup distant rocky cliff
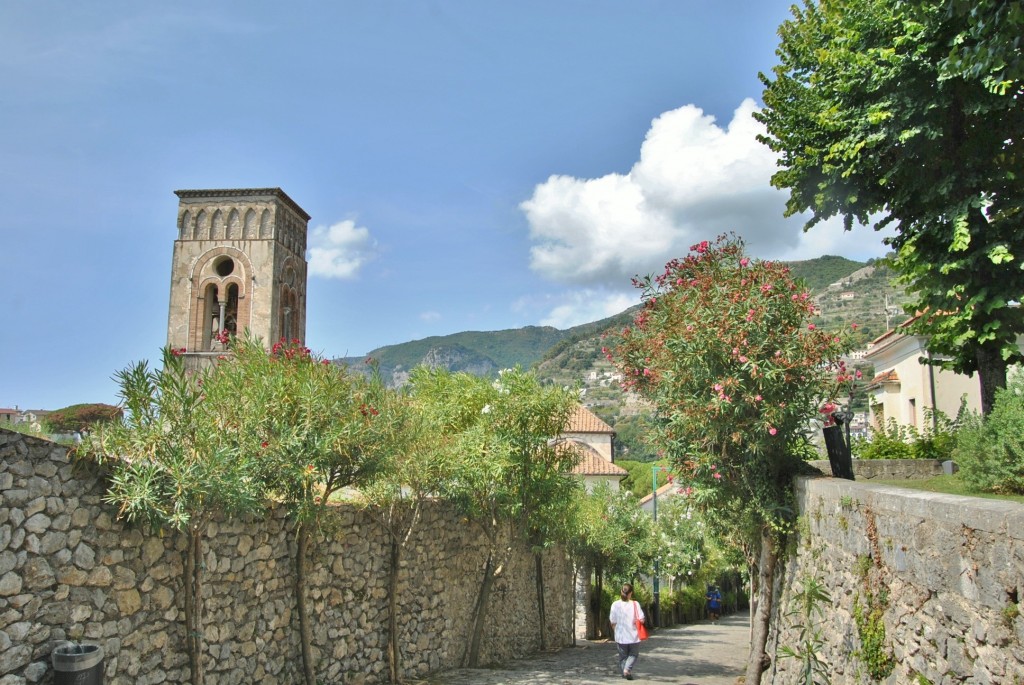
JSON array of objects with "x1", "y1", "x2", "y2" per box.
[{"x1": 337, "y1": 343, "x2": 499, "y2": 388}]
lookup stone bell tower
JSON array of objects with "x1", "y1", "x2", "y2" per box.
[{"x1": 166, "y1": 188, "x2": 310, "y2": 366}]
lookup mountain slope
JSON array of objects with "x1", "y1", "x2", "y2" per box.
[
  {"x1": 334, "y1": 323, "x2": 595, "y2": 387},
  {"x1": 332, "y1": 255, "x2": 904, "y2": 390}
]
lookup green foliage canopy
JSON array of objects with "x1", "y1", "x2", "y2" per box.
[
  {"x1": 80, "y1": 348, "x2": 263, "y2": 531},
  {"x1": 757, "y1": 0, "x2": 1024, "y2": 413},
  {"x1": 565, "y1": 481, "x2": 656, "y2": 581},
  {"x1": 206, "y1": 335, "x2": 399, "y2": 525},
  {"x1": 938, "y1": 0, "x2": 1024, "y2": 94}
]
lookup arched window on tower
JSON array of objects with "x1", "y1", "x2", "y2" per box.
[
  {"x1": 280, "y1": 288, "x2": 298, "y2": 343},
  {"x1": 225, "y1": 283, "x2": 239, "y2": 338},
  {"x1": 202, "y1": 283, "x2": 219, "y2": 351}
]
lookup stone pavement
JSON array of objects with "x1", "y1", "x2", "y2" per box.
[{"x1": 422, "y1": 614, "x2": 750, "y2": 685}]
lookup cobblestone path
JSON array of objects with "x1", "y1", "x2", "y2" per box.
[{"x1": 421, "y1": 614, "x2": 750, "y2": 685}]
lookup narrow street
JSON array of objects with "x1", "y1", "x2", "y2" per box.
[{"x1": 425, "y1": 614, "x2": 749, "y2": 685}]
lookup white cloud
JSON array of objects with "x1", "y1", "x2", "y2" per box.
[
  {"x1": 419, "y1": 310, "x2": 441, "y2": 322},
  {"x1": 521, "y1": 98, "x2": 894, "y2": 291},
  {"x1": 532, "y1": 289, "x2": 640, "y2": 330},
  {"x1": 307, "y1": 219, "x2": 377, "y2": 280}
]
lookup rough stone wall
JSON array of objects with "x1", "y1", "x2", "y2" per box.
[
  {"x1": 808, "y1": 458, "x2": 945, "y2": 481},
  {"x1": 768, "y1": 476, "x2": 1024, "y2": 684},
  {"x1": 0, "y1": 429, "x2": 574, "y2": 685}
]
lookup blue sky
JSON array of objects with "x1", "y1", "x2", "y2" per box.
[{"x1": 1, "y1": 1, "x2": 892, "y2": 411}]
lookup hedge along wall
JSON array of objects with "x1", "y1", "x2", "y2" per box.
[
  {"x1": 768, "y1": 476, "x2": 1024, "y2": 684},
  {"x1": 0, "y1": 429, "x2": 574, "y2": 685}
]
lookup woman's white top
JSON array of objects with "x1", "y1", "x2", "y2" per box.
[{"x1": 610, "y1": 599, "x2": 644, "y2": 644}]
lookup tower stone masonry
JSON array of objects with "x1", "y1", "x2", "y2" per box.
[{"x1": 166, "y1": 188, "x2": 310, "y2": 368}]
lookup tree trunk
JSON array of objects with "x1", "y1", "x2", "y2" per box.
[
  {"x1": 295, "y1": 523, "x2": 316, "y2": 685},
  {"x1": 594, "y1": 562, "x2": 604, "y2": 639},
  {"x1": 744, "y1": 531, "x2": 779, "y2": 685},
  {"x1": 183, "y1": 523, "x2": 205, "y2": 685},
  {"x1": 387, "y1": 537, "x2": 402, "y2": 684},
  {"x1": 571, "y1": 561, "x2": 580, "y2": 647},
  {"x1": 534, "y1": 551, "x2": 546, "y2": 651},
  {"x1": 466, "y1": 552, "x2": 496, "y2": 668},
  {"x1": 976, "y1": 344, "x2": 1008, "y2": 415}
]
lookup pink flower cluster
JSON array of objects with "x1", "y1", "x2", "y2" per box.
[{"x1": 271, "y1": 337, "x2": 312, "y2": 361}]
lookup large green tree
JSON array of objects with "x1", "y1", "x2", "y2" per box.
[
  {"x1": 611, "y1": 236, "x2": 853, "y2": 683},
  {"x1": 44, "y1": 403, "x2": 122, "y2": 434},
  {"x1": 756, "y1": 0, "x2": 1024, "y2": 414},
  {"x1": 939, "y1": 0, "x2": 1024, "y2": 93}
]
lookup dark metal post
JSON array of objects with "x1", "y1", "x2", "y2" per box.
[
  {"x1": 824, "y1": 408, "x2": 855, "y2": 480},
  {"x1": 651, "y1": 466, "x2": 660, "y2": 627}
]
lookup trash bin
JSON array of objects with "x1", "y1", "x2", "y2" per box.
[{"x1": 52, "y1": 642, "x2": 104, "y2": 685}]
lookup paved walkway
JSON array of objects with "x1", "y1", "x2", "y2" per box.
[{"x1": 423, "y1": 614, "x2": 749, "y2": 685}]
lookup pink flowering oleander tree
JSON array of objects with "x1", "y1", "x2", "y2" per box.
[{"x1": 610, "y1": 234, "x2": 855, "y2": 684}]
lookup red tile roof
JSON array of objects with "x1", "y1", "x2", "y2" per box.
[
  {"x1": 866, "y1": 370, "x2": 900, "y2": 388},
  {"x1": 565, "y1": 440, "x2": 628, "y2": 477},
  {"x1": 565, "y1": 405, "x2": 615, "y2": 434}
]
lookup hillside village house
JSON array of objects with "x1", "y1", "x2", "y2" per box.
[
  {"x1": 0, "y1": 407, "x2": 48, "y2": 429},
  {"x1": 863, "y1": 319, "x2": 987, "y2": 430},
  {"x1": 561, "y1": 405, "x2": 627, "y2": 491},
  {"x1": 20, "y1": 410, "x2": 51, "y2": 432}
]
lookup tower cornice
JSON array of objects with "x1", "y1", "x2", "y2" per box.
[{"x1": 174, "y1": 187, "x2": 311, "y2": 221}]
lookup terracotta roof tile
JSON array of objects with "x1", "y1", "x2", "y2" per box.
[
  {"x1": 571, "y1": 447, "x2": 629, "y2": 477},
  {"x1": 565, "y1": 405, "x2": 615, "y2": 434},
  {"x1": 866, "y1": 370, "x2": 900, "y2": 388}
]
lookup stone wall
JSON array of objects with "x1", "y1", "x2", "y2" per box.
[
  {"x1": 808, "y1": 458, "x2": 945, "y2": 481},
  {"x1": 0, "y1": 429, "x2": 574, "y2": 685},
  {"x1": 768, "y1": 476, "x2": 1024, "y2": 684}
]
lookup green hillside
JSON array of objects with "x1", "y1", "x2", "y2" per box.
[
  {"x1": 333, "y1": 255, "x2": 905, "y2": 395},
  {"x1": 349, "y1": 325, "x2": 567, "y2": 371},
  {"x1": 786, "y1": 255, "x2": 869, "y2": 292}
]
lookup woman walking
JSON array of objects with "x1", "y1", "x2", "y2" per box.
[{"x1": 609, "y1": 583, "x2": 645, "y2": 680}]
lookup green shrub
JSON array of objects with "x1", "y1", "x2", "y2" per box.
[
  {"x1": 853, "y1": 589, "x2": 894, "y2": 680},
  {"x1": 778, "y1": 575, "x2": 831, "y2": 684},
  {"x1": 44, "y1": 403, "x2": 122, "y2": 433},
  {"x1": 954, "y1": 378, "x2": 1024, "y2": 495},
  {"x1": 853, "y1": 405, "x2": 961, "y2": 461}
]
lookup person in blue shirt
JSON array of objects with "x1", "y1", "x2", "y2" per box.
[{"x1": 706, "y1": 585, "x2": 722, "y2": 623}]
